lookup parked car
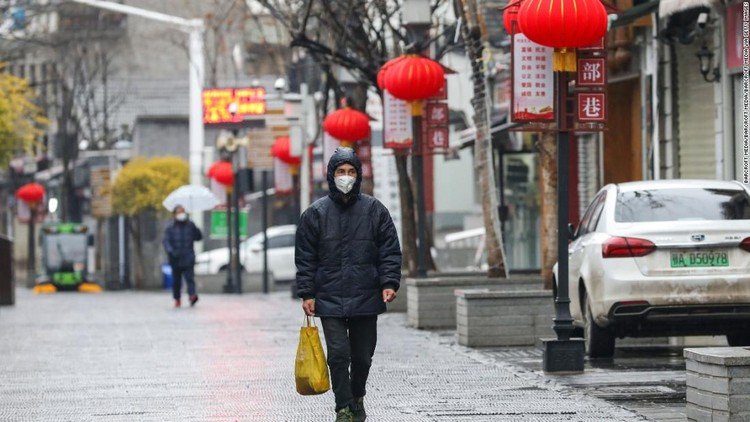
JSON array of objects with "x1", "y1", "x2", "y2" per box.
[
  {"x1": 554, "y1": 180, "x2": 750, "y2": 358},
  {"x1": 195, "y1": 225, "x2": 297, "y2": 281}
]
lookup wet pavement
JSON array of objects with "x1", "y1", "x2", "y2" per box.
[
  {"x1": 478, "y1": 340, "x2": 727, "y2": 421},
  {"x1": 0, "y1": 288, "x2": 646, "y2": 421}
]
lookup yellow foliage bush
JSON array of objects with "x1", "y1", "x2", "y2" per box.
[
  {"x1": 110, "y1": 156, "x2": 189, "y2": 216},
  {"x1": 0, "y1": 65, "x2": 48, "y2": 166}
]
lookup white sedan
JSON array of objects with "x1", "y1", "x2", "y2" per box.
[
  {"x1": 195, "y1": 225, "x2": 297, "y2": 281},
  {"x1": 555, "y1": 180, "x2": 750, "y2": 358}
]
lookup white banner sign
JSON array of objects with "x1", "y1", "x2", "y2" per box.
[
  {"x1": 383, "y1": 91, "x2": 413, "y2": 149},
  {"x1": 273, "y1": 158, "x2": 293, "y2": 194},
  {"x1": 512, "y1": 33, "x2": 555, "y2": 122}
]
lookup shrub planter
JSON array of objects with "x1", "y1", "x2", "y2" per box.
[
  {"x1": 684, "y1": 347, "x2": 750, "y2": 421},
  {"x1": 406, "y1": 274, "x2": 543, "y2": 329},
  {"x1": 456, "y1": 289, "x2": 555, "y2": 347}
]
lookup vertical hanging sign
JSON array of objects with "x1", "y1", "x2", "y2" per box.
[
  {"x1": 511, "y1": 33, "x2": 555, "y2": 122},
  {"x1": 383, "y1": 91, "x2": 413, "y2": 149}
]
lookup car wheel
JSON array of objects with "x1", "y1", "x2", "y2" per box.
[
  {"x1": 583, "y1": 294, "x2": 616, "y2": 358},
  {"x1": 726, "y1": 332, "x2": 750, "y2": 347}
]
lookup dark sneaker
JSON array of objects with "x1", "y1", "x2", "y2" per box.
[
  {"x1": 189, "y1": 295, "x2": 199, "y2": 307},
  {"x1": 335, "y1": 407, "x2": 354, "y2": 422},
  {"x1": 351, "y1": 397, "x2": 366, "y2": 422},
  {"x1": 174, "y1": 299, "x2": 181, "y2": 308}
]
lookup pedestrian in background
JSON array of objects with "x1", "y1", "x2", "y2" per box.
[
  {"x1": 295, "y1": 147, "x2": 402, "y2": 422},
  {"x1": 163, "y1": 205, "x2": 203, "y2": 308}
]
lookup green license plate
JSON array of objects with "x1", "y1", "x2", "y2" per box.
[{"x1": 670, "y1": 250, "x2": 729, "y2": 268}]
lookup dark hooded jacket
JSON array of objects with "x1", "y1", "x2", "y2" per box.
[
  {"x1": 295, "y1": 147, "x2": 402, "y2": 317},
  {"x1": 163, "y1": 219, "x2": 203, "y2": 268}
]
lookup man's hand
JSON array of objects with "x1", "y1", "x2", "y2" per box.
[
  {"x1": 382, "y1": 289, "x2": 397, "y2": 303},
  {"x1": 302, "y1": 299, "x2": 316, "y2": 316}
]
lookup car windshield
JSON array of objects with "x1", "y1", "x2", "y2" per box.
[
  {"x1": 615, "y1": 188, "x2": 750, "y2": 222},
  {"x1": 45, "y1": 234, "x2": 87, "y2": 271}
]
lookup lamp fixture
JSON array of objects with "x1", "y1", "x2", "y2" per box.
[{"x1": 696, "y1": 43, "x2": 720, "y2": 83}]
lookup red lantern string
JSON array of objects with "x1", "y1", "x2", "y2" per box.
[
  {"x1": 383, "y1": 55, "x2": 445, "y2": 104},
  {"x1": 208, "y1": 161, "x2": 234, "y2": 187},
  {"x1": 270, "y1": 136, "x2": 302, "y2": 166}
]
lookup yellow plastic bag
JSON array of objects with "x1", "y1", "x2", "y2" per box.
[{"x1": 295, "y1": 316, "x2": 330, "y2": 395}]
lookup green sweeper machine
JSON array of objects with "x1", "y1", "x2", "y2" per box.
[{"x1": 32, "y1": 223, "x2": 102, "y2": 294}]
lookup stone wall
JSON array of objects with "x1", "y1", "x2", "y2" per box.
[{"x1": 685, "y1": 347, "x2": 750, "y2": 421}]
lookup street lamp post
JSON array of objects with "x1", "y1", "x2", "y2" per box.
[{"x1": 70, "y1": 0, "x2": 206, "y2": 243}]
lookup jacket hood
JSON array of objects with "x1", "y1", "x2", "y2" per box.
[{"x1": 327, "y1": 147, "x2": 363, "y2": 204}]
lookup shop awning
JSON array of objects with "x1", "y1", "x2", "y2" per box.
[{"x1": 610, "y1": 0, "x2": 660, "y2": 28}]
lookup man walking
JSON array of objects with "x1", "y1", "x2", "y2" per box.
[
  {"x1": 163, "y1": 205, "x2": 203, "y2": 308},
  {"x1": 295, "y1": 147, "x2": 402, "y2": 422}
]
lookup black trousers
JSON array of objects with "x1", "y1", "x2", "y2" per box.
[
  {"x1": 320, "y1": 316, "x2": 378, "y2": 411},
  {"x1": 171, "y1": 265, "x2": 196, "y2": 300}
]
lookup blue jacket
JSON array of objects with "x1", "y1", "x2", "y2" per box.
[
  {"x1": 295, "y1": 147, "x2": 402, "y2": 317},
  {"x1": 163, "y1": 220, "x2": 203, "y2": 268}
]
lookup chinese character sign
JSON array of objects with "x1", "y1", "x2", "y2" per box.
[
  {"x1": 203, "y1": 87, "x2": 267, "y2": 124},
  {"x1": 427, "y1": 127, "x2": 449, "y2": 149},
  {"x1": 512, "y1": 34, "x2": 554, "y2": 122},
  {"x1": 577, "y1": 58, "x2": 606, "y2": 87},
  {"x1": 426, "y1": 103, "x2": 449, "y2": 126},
  {"x1": 383, "y1": 91, "x2": 413, "y2": 149},
  {"x1": 577, "y1": 93, "x2": 606, "y2": 122}
]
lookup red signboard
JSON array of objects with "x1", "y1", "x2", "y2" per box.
[
  {"x1": 576, "y1": 58, "x2": 606, "y2": 87},
  {"x1": 426, "y1": 127, "x2": 449, "y2": 149},
  {"x1": 426, "y1": 102, "x2": 449, "y2": 126},
  {"x1": 203, "y1": 87, "x2": 266, "y2": 124},
  {"x1": 726, "y1": 2, "x2": 745, "y2": 71},
  {"x1": 579, "y1": 37, "x2": 605, "y2": 51},
  {"x1": 577, "y1": 93, "x2": 606, "y2": 122}
]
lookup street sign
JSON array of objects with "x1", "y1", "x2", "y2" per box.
[
  {"x1": 203, "y1": 87, "x2": 266, "y2": 124},
  {"x1": 511, "y1": 33, "x2": 555, "y2": 122},
  {"x1": 426, "y1": 127, "x2": 449, "y2": 149},
  {"x1": 210, "y1": 209, "x2": 248, "y2": 239},
  {"x1": 577, "y1": 93, "x2": 607, "y2": 122},
  {"x1": 246, "y1": 128, "x2": 286, "y2": 170},
  {"x1": 576, "y1": 58, "x2": 606, "y2": 87},
  {"x1": 90, "y1": 167, "x2": 112, "y2": 218},
  {"x1": 426, "y1": 103, "x2": 449, "y2": 126},
  {"x1": 383, "y1": 91, "x2": 413, "y2": 149}
]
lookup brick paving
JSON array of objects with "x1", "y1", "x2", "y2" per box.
[{"x1": 0, "y1": 289, "x2": 645, "y2": 421}]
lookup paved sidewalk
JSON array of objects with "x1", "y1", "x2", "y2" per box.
[{"x1": 0, "y1": 289, "x2": 645, "y2": 421}]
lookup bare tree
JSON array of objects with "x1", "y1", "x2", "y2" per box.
[
  {"x1": 454, "y1": 0, "x2": 508, "y2": 277},
  {"x1": 254, "y1": 0, "x2": 457, "y2": 274}
]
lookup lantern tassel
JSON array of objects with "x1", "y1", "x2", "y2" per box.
[{"x1": 553, "y1": 48, "x2": 577, "y2": 72}]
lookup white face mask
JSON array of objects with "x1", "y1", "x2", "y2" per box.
[
  {"x1": 176, "y1": 213, "x2": 188, "y2": 222},
  {"x1": 334, "y1": 175, "x2": 356, "y2": 194}
]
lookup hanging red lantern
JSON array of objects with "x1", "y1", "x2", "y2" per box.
[
  {"x1": 270, "y1": 136, "x2": 301, "y2": 166},
  {"x1": 322, "y1": 107, "x2": 371, "y2": 147},
  {"x1": 16, "y1": 183, "x2": 45, "y2": 205},
  {"x1": 383, "y1": 55, "x2": 445, "y2": 103},
  {"x1": 503, "y1": 0, "x2": 522, "y2": 34},
  {"x1": 208, "y1": 161, "x2": 234, "y2": 187},
  {"x1": 517, "y1": 0, "x2": 608, "y2": 71},
  {"x1": 377, "y1": 56, "x2": 407, "y2": 91}
]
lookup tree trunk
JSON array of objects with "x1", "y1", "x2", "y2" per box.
[
  {"x1": 457, "y1": 0, "x2": 509, "y2": 278},
  {"x1": 395, "y1": 152, "x2": 417, "y2": 275},
  {"x1": 538, "y1": 133, "x2": 558, "y2": 290}
]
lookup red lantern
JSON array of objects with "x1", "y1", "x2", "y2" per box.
[
  {"x1": 383, "y1": 55, "x2": 445, "y2": 103},
  {"x1": 16, "y1": 183, "x2": 45, "y2": 205},
  {"x1": 270, "y1": 136, "x2": 301, "y2": 166},
  {"x1": 208, "y1": 161, "x2": 234, "y2": 187},
  {"x1": 503, "y1": 0, "x2": 522, "y2": 34},
  {"x1": 377, "y1": 56, "x2": 407, "y2": 91},
  {"x1": 322, "y1": 107, "x2": 371, "y2": 147},
  {"x1": 518, "y1": 0, "x2": 608, "y2": 71}
]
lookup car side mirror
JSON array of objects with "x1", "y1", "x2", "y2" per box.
[{"x1": 567, "y1": 223, "x2": 576, "y2": 240}]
